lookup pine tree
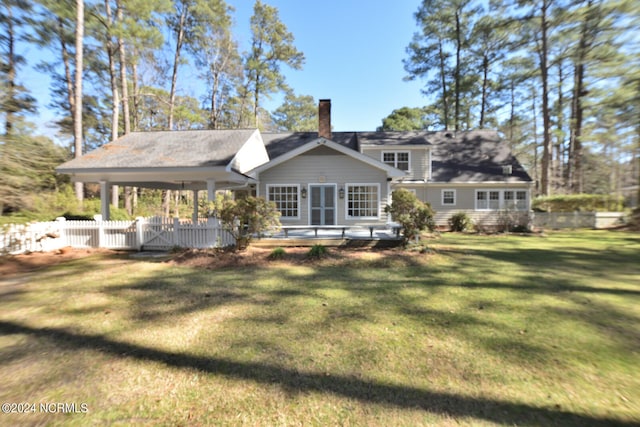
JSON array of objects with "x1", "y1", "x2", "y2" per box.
[
  {"x1": 272, "y1": 93, "x2": 317, "y2": 132},
  {"x1": 244, "y1": 0, "x2": 304, "y2": 128},
  {"x1": 0, "y1": 0, "x2": 37, "y2": 136}
]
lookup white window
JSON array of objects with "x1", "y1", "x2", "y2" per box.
[
  {"x1": 267, "y1": 185, "x2": 299, "y2": 219},
  {"x1": 489, "y1": 191, "x2": 500, "y2": 210},
  {"x1": 347, "y1": 184, "x2": 379, "y2": 219},
  {"x1": 516, "y1": 191, "x2": 527, "y2": 210},
  {"x1": 476, "y1": 189, "x2": 528, "y2": 211},
  {"x1": 382, "y1": 151, "x2": 410, "y2": 171},
  {"x1": 442, "y1": 190, "x2": 456, "y2": 206}
]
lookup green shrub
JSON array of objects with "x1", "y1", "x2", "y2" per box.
[
  {"x1": 532, "y1": 194, "x2": 624, "y2": 212},
  {"x1": 269, "y1": 247, "x2": 287, "y2": 260},
  {"x1": 307, "y1": 244, "x2": 328, "y2": 258},
  {"x1": 448, "y1": 212, "x2": 472, "y2": 232},
  {"x1": 385, "y1": 189, "x2": 435, "y2": 244},
  {"x1": 208, "y1": 194, "x2": 281, "y2": 251}
]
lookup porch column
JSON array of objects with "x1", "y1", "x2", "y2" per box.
[
  {"x1": 111, "y1": 184, "x2": 119, "y2": 208},
  {"x1": 206, "y1": 179, "x2": 216, "y2": 203},
  {"x1": 100, "y1": 180, "x2": 111, "y2": 220},
  {"x1": 192, "y1": 190, "x2": 199, "y2": 223}
]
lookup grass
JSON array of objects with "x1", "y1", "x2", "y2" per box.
[{"x1": 0, "y1": 230, "x2": 639, "y2": 426}]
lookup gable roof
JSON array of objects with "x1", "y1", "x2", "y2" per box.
[
  {"x1": 261, "y1": 132, "x2": 358, "y2": 159},
  {"x1": 56, "y1": 128, "x2": 532, "y2": 186},
  {"x1": 250, "y1": 136, "x2": 406, "y2": 178},
  {"x1": 57, "y1": 129, "x2": 260, "y2": 171},
  {"x1": 428, "y1": 130, "x2": 532, "y2": 183}
]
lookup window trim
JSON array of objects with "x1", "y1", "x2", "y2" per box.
[
  {"x1": 382, "y1": 151, "x2": 411, "y2": 172},
  {"x1": 475, "y1": 189, "x2": 529, "y2": 211},
  {"x1": 345, "y1": 183, "x2": 381, "y2": 220},
  {"x1": 441, "y1": 189, "x2": 456, "y2": 206},
  {"x1": 266, "y1": 184, "x2": 300, "y2": 220}
]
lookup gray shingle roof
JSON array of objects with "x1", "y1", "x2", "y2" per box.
[
  {"x1": 356, "y1": 131, "x2": 433, "y2": 146},
  {"x1": 57, "y1": 128, "x2": 532, "y2": 184},
  {"x1": 261, "y1": 132, "x2": 358, "y2": 159},
  {"x1": 57, "y1": 129, "x2": 257, "y2": 170},
  {"x1": 428, "y1": 130, "x2": 532, "y2": 182}
]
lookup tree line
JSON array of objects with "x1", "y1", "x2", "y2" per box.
[
  {"x1": 1, "y1": 0, "x2": 638, "y2": 220},
  {"x1": 396, "y1": 0, "x2": 639, "y2": 199},
  {"x1": 1, "y1": 0, "x2": 316, "y2": 217}
]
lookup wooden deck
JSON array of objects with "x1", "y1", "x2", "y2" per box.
[
  {"x1": 252, "y1": 237, "x2": 402, "y2": 249},
  {"x1": 252, "y1": 229, "x2": 401, "y2": 248}
]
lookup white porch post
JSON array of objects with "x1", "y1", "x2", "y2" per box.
[
  {"x1": 192, "y1": 190, "x2": 199, "y2": 223},
  {"x1": 100, "y1": 181, "x2": 111, "y2": 220},
  {"x1": 207, "y1": 179, "x2": 216, "y2": 203},
  {"x1": 111, "y1": 184, "x2": 119, "y2": 208}
]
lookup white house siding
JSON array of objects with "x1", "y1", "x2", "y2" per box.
[
  {"x1": 258, "y1": 147, "x2": 390, "y2": 226},
  {"x1": 230, "y1": 129, "x2": 270, "y2": 174},
  {"x1": 361, "y1": 147, "x2": 430, "y2": 180},
  {"x1": 393, "y1": 183, "x2": 532, "y2": 228}
]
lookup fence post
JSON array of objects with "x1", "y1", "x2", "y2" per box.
[
  {"x1": 94, "y1": 214, "x2": 104, "y2": 248},
  {"x1": 173, "y1": 217, "x2": 180, "y2": 248},
  {"x1": 135, "y1": 217, "x2": 144, "y2": 251},
  {"x1": 55, "y1": 217, "x2": 67, "y2": 247}
]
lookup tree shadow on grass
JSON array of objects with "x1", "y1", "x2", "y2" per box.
[{"x1": 0, "y1": 320, "x2": 636, "y2": 427}]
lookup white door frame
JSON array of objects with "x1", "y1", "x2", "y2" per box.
[{"x1": 308, "y1": 184, "x2": 337, "y2": 225}]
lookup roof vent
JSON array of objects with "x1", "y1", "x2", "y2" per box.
[{"x1": 502, "y1": 165, "x2": 513, "y2": 176}]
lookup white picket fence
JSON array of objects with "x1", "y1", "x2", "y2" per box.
[
  {"x1": 531, "y1": 211, "x2": 625, "y2": 230},
  {"x1": 0, "y1": 216, "x2": 235, "y2": 255}
]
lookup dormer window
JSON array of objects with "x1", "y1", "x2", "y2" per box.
[{"x1": 383, "y1": 151, "x2": 410, "y2": 171}]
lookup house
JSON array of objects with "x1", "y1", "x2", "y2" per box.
[{"x1": 57, "y1": 99, "x2": 533, "y2": 230}]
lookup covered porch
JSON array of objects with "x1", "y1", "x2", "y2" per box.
[{"x1": 73, "y1": 168, "x2": 257, "y2": 223}]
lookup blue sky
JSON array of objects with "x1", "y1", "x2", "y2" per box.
[
  {"x1": 182, "y1": 0, "x2": 428, "y2": 131},
  {"x1": 24, "y1": 0, "x2": 427, "y2": 138},
  {"x1": 226, "y1": 0, "x2": 426, "y2": 131}
]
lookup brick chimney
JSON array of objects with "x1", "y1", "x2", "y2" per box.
[{"x1": 318, "y1": 99, "x2": 331, "y2": 140}]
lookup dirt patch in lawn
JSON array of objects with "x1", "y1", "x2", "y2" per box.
[
  {"x1": 166, "y1": 246, "x2": 429, "y2": 270},
  {"x1": 0, "y1": 247, "x2": 118, "y2": 277},
  {"x1": 0, "y1": 245, "x2": 429, "y2": 278}
]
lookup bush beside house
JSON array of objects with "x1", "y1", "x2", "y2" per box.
[
  {"x1": 386, "y1": 189, "x2": 435, "y2": 244},
  {"x1": 209, "y1": 195, "x2": 281, "y2": 250}
]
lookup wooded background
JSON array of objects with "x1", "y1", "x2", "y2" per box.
[{"x1": 1, "y1": 0, "x2": 638, "y2": 221}]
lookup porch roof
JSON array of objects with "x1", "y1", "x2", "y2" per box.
[{"x1": 56, "y1": 129, "x2": 263, "y2": 189}]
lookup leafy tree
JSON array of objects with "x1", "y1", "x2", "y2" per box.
[
  {"x1": 0, "y1": 122, "x2": 68, "y2": 214},
  {"x1": 271, "y1": 92, "x2": 316, "y2": 131},
  {"x1": 135, "y1": 86, "x2": 206, "y2": 131},
  {"x1": 209, "y1": 194, "x2": 281, "y2": 250},
  {"x1": 378, "y1": 107, "x2": 428, "y2": 131},
  {"x1": 385, "y1": 189, "x2": 435, "y2": 244},
  {"x1": 244, "y1": 0, "x2": 304, "y2": 128}
]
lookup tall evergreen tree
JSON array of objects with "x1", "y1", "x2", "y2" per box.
[
  {"x1": 244, "y1": 0, "x2": 304, "y2": 128},
  {"x1": 271, "y1": 92, "x2": 316, "y2": 131},
  {"x1": 378, "y1": 107, "x2": 429, "y2": 131},
  {"x1": 0, "y1": 0, "x2": 37, "y2": 136},
  {"x1": 405, "y1": 0, "x2": 479, "y2": 131}
]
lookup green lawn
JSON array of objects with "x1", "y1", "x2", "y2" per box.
[{"x1": 1, "y1": 231, "x2": 639, "y2": 426}]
